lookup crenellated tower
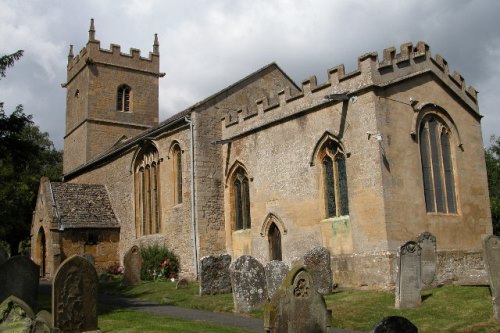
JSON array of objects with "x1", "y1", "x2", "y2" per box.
[{"x1": 62, "y1": 19, "x2": 163, "y2": 174}]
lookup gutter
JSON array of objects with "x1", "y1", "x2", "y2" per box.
[{"x1": 185, "y1": 114, "x2": 199, "y2": 278}]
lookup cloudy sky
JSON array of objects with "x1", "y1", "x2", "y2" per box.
[{"x1": 1, "y1": 0, "x2": 499, "y2": 149}]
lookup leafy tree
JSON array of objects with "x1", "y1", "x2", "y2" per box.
[
  {"x1": 0, "y1": 51, "x2": 62, "y2": 254},
  {"x1": 485, "y1": 135, "x2": 500, "y2": 235}
]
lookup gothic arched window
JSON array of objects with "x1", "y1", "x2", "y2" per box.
[
  {"x1": 419, "y1": 115, "x2": 457, "y2": 214},
  {"x1": 117, "y1": 84, "x2": 131, "y2": 112},
  {"x1": 135, "y1": 144, "x2": 161, "y2": 236},
  {"x1": 172, "y1": 144, "x2": 183, "y2": 204},
  {"x1": 233, "y1": 167, "x2": 251, "y2": 230},
  {"x1": 321, "y1": 140, "x2": 349, "y2": 218}
]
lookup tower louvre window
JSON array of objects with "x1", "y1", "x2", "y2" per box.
[{"x1": 117, "y1": 84, "x2": 131, "y2": 112}]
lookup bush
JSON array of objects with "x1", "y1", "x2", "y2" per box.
[{"x1": 140, "y1": 244, "x2": 180, "y2": 281}]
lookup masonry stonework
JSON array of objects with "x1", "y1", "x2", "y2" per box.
[{"x1": 32, "y1": 21, "x2": 492, "y2": 289}]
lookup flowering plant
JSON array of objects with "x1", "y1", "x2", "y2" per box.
[
  {"x1": 159, "y1": 257, "x2": 178, "y2": 279},
  {"x1": 107, "y1": 262, "x2": 123, "y2": 275}
]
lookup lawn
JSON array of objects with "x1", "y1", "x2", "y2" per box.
[{"x1": 99, "y1": 278, "x2": 500, "y2": 333}]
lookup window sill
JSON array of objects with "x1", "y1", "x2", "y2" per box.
[{"x1": 320, "y1": 215, "x2": 350, "y2": 224}]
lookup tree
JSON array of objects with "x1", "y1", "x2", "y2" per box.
[
  {"x1": 0, "y1": 51, "x2": 62, "y2": 254},
  {"x1": 485, "y1": 135, "x2": 500, "y2": 235}
]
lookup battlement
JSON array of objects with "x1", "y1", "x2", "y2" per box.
[
  {"x1": 65, "y1": 19, "x2": 161, "y2": 84},
  {"x1": 222, "y1": 41, "x2": 479, "y2": 138}
]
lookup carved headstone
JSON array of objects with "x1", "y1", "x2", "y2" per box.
[
  {"x1": 0, "y1": 247, "x2": 8, "y2": 265},
  {"x1": 176, "y1": 278, "x2": 189, "y2": 289},
  {"x1": 395, "y1": 241, "x2": 422, "y2": 309},
  {"x1": 264, "y1": 266, "x2": 332, "y2": 333},
  {"x1": 53, "y1": 254, "x2": 99, "y2": 332},
  {"x1": 0, "y1": 255, "x2": 40, "y2": 310},
  {"x1": 371, "y1": 316, "x2": 418, "y2": 333},
  {"x1": 123, "y1": 245, "x2": 142, "y2": 286},
  {"x1": 0, "y1": 295, "x2": 35, "y2": 333},
  {"x1": 303, "y1": 246, "x2": 333, "y2": 295},
  {"x1": 199, "y1": 254, "x2": 232, "y2": 295},
  {"x1": 32, "y1": 310, "x2": 53, "y2": 333},
  {"x1": 417, "y1": 231, "x2": 437, "y2": 287},
  {"x1": 482, "y1": 235, "x2": 500, "y2": 320},
  {"x1": 265, "y1": 260, "x2": 289, "y2": 298},
  {"x1": 82, "y1": 253, "x2": 95, "y2": 266},
  {"x1": 230, "y1": 255, "x2": 268, "y2": 313}
]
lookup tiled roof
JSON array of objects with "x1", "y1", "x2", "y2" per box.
[{"x1": 50, "y1": 182, "x2": 120, "y2": 229}]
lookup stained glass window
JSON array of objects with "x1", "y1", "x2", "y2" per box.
[
  {"x1": 321, "y1": 140, "x2": 349, "y2": 218},
  {"x1": 234, "y1": 168, "x2": 251, "y2": 230}
]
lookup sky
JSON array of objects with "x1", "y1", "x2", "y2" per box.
[{"x1": 0, "y1": 0, "x2": 499, "y2": 149}]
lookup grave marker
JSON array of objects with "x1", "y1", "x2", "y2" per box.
[
  {"x1": 482, "y1": 235, "x2": 500, "y2": 320},
  {"x1": 230, "y1": 255, "x2": 268, "y2": 313},
  {"x1": 371, "y1": 316, "x2": 418, "y2": 333},
  {"x1": 0, "y1": 247, "x2": 8, "y2": 265},
  {"x1": 303, "y1": 246, "x2": 333, "y2": 295},
  {"x1": 176, "y1": 278, "x2": 189, "y2": 289},
  {"x1": 395, "y1": 241, "x2": 422, "y2": 309},
  {"x1": 265, "y1": 260, "x2": 289, "y2": 298},
  {"x1": 264, "y1": 266, "x2": 332, "y2": 333},
  {"x1": 199, "y1": 254, "x2": 232, "y2": 295},
  {"x1": 0, "y1": 295, "x2": 35, "y2": 333},
  {"x1": 0, "y1": 255, "x2": 40, "y2": 311},
  {"x1": 417, "y1": 231, "x2": 437, "y2": 287},
  {"x1": 53, "y1": 254, "x2": 99, "y2": 332},
  {"x1": 123, "y1": 245, "x2": 142, "y2": 286}
]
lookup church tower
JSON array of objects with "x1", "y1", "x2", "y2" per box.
[{"x1": 63, "y1": 19, "x2": 162, "y2": 174}]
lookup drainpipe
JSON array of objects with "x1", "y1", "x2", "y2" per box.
[{"x1": 185, "y1": 115, "x2": 199, "y2": 279}]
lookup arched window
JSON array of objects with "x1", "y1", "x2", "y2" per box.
[
  {"x1": 172, "y1": 144, "x2": 183, "y2": 204},
  {"x1": 321, "y1": 140, "x2": 349, "y2": 218},
  {"x1": 233, "y1": 167, "x2": 251, "y2": 230},
  {"x1": 268, "y1": 222, "x2": 282, "y2": 261},
  {"x1": 117, "y1": 84, "x2": 131, "y2": 112},
  {"x1": 419, "y1": 115, "x2": 457, "y2": 214},
  {"x1": 135, "y1": 144, "x2": 161, "y2": 236}
]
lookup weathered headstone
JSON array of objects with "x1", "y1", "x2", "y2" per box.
[
  {"x1": 32, "y1": 310, "x2": 53, "y2": 333},
  {"x1": 230, "y1": 255, "x2": 268, "y2": 313},
  {"x1": 0, "y1": 255, "x2": 40, "y2": 310},
  {"x1": 417, "y1": 231, "x2": 437, "y2": 287},
  {"x1": 482, "y1": 235, "x2": 500, "y2": 320},
  {"x1": 82, "y1": 253, "x2": 95, "y2": 266},
  {"x1": 265, "y1": 260, "x2": 289, "y2": 298},
  {"x1": 303, "y1": 246, "x2": 333, "y2": 295},
  {"x1": 0, "y1": 295, "x2": 35, "y2": 333},
  {"x1": 199, "y1": 254, "x2": 232, "y2": 295},
  {"x1": 395, "y1": 241, "x2": 422, "y2": 309},
  {"x1": 371, "y1": 316, "x2": 418, "y2": 333},
  {"x1": 123, "y1": 245, "x2": 142, "y2": 286},
  {"x1": 264, "y1": 266, "x2": 332, "y2": 333},
  {"x1": 176, "y1": 278, "x2": 189, "y2": 289},
  {"x1": 0, "y1": 247, "x2": 8, "y2": 265},
  {"x1": 53, "y1": 254, "x2": 99, "y2": 332}
]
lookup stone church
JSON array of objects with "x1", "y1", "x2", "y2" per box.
[{"x1": 31, "y1": 20, "x2": 492, "y2": 289}]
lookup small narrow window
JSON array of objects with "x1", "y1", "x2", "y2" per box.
[
  {"x1": 117, "y1": 84, "x2": 131, "y2": 112},
  {"x1": 419, "y1": 115, "x2": 458, "y2": 214},
  {"x1": 172, "y1": 145, "x2": 183, "y2": 204}
]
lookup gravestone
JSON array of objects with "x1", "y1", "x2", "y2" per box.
[
  {"x1": 371, "y1": 316, "x2": 418, "y2": 333},
  {"x1": 53, "y1": 254, "x2": 99, "y2": 332},
  {"x1": 230, "y1": 255, "x2": 268, "y2": 313},
  {"x1": 265, "y1": 260, "x2": 289, "y2": 298},
  {"x1": 32, "y1": 310, "x2": 53, "y2": 333},
  {"x1": 417, "y1": 231, "x2": 437, "y2": 287},
  {"x1": 482, "y1": 235, "x2": 500, "y2": 320},
  {"x1": 199, "y1": 254, "x2": 232, "y2": 295},
  {"x1": 123, "y1": 245, "x2": 142, "y2": 286},
  {"x1": 176, "y1": 278, "x2": 189, "y2": 289},
  {"x1": 0, "y1": 255, "x2": 40, "y2": 311},
  {"x1": 395, "y1": 241, "x2": 422, "y2": 309},
  {"x1": 303, "y1": 246, "x2": 333, "y2": 295},
  {"x1": 0, "y1": 295, "x2": 35, "y2": 333},
  {"x1": 264, "y1": 266, "x2": 332, "y2": 333},
  {"x1": 82, "y1": 253, "x2": 95, "y2": 266},
  {"x1": 0, "y1": 247, "x2": 8, "y2": 265}
]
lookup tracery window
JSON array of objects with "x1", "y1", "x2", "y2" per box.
[
  {"x1": 135, "y1": 144, "x2": 161, "y2": 236},
  {"x1": 172, "y1": 144, "x2": 183, "y2": 204},
  {"x1": 117, "y1": 84, "x2": 131, "y2": 112},
  {"x1": 419, "y1": 115, "x2": 457, "y2": 214},
  {"x1": 321, "y1": 140, "x2": 349, "y2": 218},
  {"x1": 233, "y1": 167, "x2": 251, "y2": 230}
]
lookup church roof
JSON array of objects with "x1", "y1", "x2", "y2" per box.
[{"x1": 50, "y1": 182, "x2": 120, "y2": 229}]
